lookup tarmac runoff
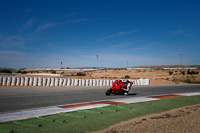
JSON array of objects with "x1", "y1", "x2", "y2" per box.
[{"x1": 0, "y1": 92, "x2": 200, "y2": 123}]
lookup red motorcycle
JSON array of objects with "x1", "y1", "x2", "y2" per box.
[{"x1": 105, "y1": 80, "x2": 133, "y2": 96}]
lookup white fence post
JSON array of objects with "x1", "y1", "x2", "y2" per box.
[
  {"x1": 38, "y1": 77, "x2": 42, "y2": 86},
  {"x1": 99, "y1": 80, "x2": 103, "y2": 86},
  {"x1": 78, "y1": 79, "x2": 82, "y2": 86},
  {"x1": 11, "y1": 77, "x2": 16, "y2": 86},
  {"x1": 29, "y1": 77, "x2": 33, "y2": 86},
  {"x1": 20, "y1": 77, "x2": 24, "y2": 86},
  {"x1": 109, "y1": 80, "x2": 113, "y2": 86},
  {"x1": 92, "y1": 79, "x2": 96, "y2": 86},
  {"x1": 103, "y1": 80, "x2": 106, "y2": 86},
  {"x1": 74, "y1": 79, "x2": 78, "y2": 86},
  {"x1": 59, "y1": 78, "x2": 63, "y2": 86},
  {"x1": 33, "y1": 77, "x2": 38, "y2": 86},
  {"x1": 106, "y1": 80, "x2": 110, "y2": 86},
  {"x1": 67, "y1": 79, "x2": 71, "y2": 86},
  {"x1": 0, "y1": 77, "x2": 2, "y2": 86},
  {"x1": 63, "y1": 78, "x2": 67, "y2": 86},
  {"x1": 55, "y1": 78, "x2": 59, "y2": 86},
  {"x1": 50, "y1": 78, "x2": 55, "y2": 86},
  {"x1": 82, "y1": 79, "x2": 85, "y2": 86},
  {"x1": 85, "y1": 79, "x2": 89, "y2": 86},
  {"x1": 42, "y1": 78, "x2": 47, "y2": 86},
  {"x1": 95, "y1": 79, "x2": 99, "y2": 86},
  {"x1": 46, "y1": 78, "x2": 51, "y2": 86},
  {"x1": 24, "y1": 77, "x2": 29, "y2": 86},
  {"x1": 6, "y1": 77, "x2": 11, "y2": 86},
  {"x1": 89, "y1": 79, "x2": 92, "y2": 86},
  {"x1": 16, "y1": 77, "x2": 20, "y2": 86},
  {"x1": 71, "y1": 79, "x2": 74, "y2": 86},
  {"x1": 2, "y1": 77, "x2": 7, "y2": 86}
]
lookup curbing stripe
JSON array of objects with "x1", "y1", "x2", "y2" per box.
[
  {"x1": 148, "y1": 95, "x2": 186, "y2": 99},
  {"x1": 58, "y1": 101, "x2": 125, "y2": 108}
]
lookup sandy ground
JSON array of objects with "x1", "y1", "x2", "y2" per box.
[
  {"x1": 92, "y1": 104, "x2": 200, "y2": 133},
  {"x1": 80, "y1": 69, "x2": 200, "y2": 85}
]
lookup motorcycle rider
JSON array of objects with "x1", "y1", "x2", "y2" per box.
[
  {"x1": 124, "y1": 80, "x2": 133, "y2": 95},
  {"x1": 112, "y1": 80, "x2": 119, "y2": 87}
]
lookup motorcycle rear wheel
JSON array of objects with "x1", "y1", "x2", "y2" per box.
[{"x1": 105, "y1": 88, "x2": 112, "y2": 96}]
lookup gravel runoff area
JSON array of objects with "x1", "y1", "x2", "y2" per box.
[{"x1": 93, "y1": 104, "x2": 200, "y2": 133}]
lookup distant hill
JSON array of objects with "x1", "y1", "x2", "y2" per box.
[{"x1": 135, "y1": 65, "x2": 200, "y2": 69}]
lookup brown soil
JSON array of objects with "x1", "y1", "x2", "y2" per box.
[
  {"x1": 12, "y1": 69, "x2": 200, "y2": 85},
  {"x1": 92, "y1": 104, "x2": 200, "y2": 133},
  {"x1": 82, "y1": 69, "x2": 200, "y2": 85}
]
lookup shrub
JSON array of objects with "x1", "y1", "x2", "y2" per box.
[
  {"x1": 21, "y1": 71, "x2": 27, "y2": 74},
  {"x1": 77, "y1": 72, "x2": 86, "y2": 76},
  {"x1": 125, "y1": 75, "x2": 130, "y2": 79},
  {"x1": 17, "y1": 70, "x2": 22, "y2": 73},
  {"x1": 181, "y1": 71, "x2": 185, "y2": 75},
  {"x1": 184, "y1": 79, "x2": 191, "y2": 83},
  {"x1": 187, "y1": 69, "x2": 191, "y2": 75},
  {"x1": 191, "y1": 71, "x2": 196, "y2": 75},
  {"x1": 169, "y1": 71, "x2": 173, "y2": 75},
  {"x1": 51, "y1": 70, "x2": 56, "y2": 74}
]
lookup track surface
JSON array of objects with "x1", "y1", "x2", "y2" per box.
[{"x1": 0, "y1": 84, "x2": 200, "y2": 113}]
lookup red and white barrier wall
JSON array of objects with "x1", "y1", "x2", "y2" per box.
[{"x1": 0, "y1": 77, "x2": 150, "y2": 86}]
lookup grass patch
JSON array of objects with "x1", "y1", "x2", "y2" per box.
[{"x1": 0, "y1": 95, "x2": 200, "y2": 133}]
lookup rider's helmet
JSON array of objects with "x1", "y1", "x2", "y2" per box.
[{"x1": 126, "y1": 80, "x2": 130, "y2": 83}]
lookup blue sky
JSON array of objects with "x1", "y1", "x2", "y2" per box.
[{"x1": 0, "y1": 0, "x2": 200, "y2": 69}]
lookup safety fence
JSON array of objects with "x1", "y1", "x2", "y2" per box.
[{"x1": 0, "y1": 77, "x2": 149, "y2": 87}]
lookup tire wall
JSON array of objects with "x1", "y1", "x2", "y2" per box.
[{"x1": 0, "y1": 77, "x2": 150, "y2": 86}]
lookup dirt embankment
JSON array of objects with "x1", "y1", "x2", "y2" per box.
[
  {"x1": 4, "y1": 69, "x2": 200, "y2": 85},
  {"x1": 93, "y1": 104, "x2": 200, "y2": 133},
  {"x1": 84, "y1": 69, "x2": 200, "y2": 85}
]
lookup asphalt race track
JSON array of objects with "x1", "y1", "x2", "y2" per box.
[{"x1": 0, "y1": 84, "x2": 200, "y2": 113}]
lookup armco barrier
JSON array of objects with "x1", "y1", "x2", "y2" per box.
[{"x1": 0, "y1": 77, "x2": 150, "y2": 86}]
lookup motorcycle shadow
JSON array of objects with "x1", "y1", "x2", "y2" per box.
[
  {"x1": 127, "y1": 93, "x2": 138, "y2": 96},
  {"x1": 108, "y1": 93, "x2": 138, "y2": 96}
]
